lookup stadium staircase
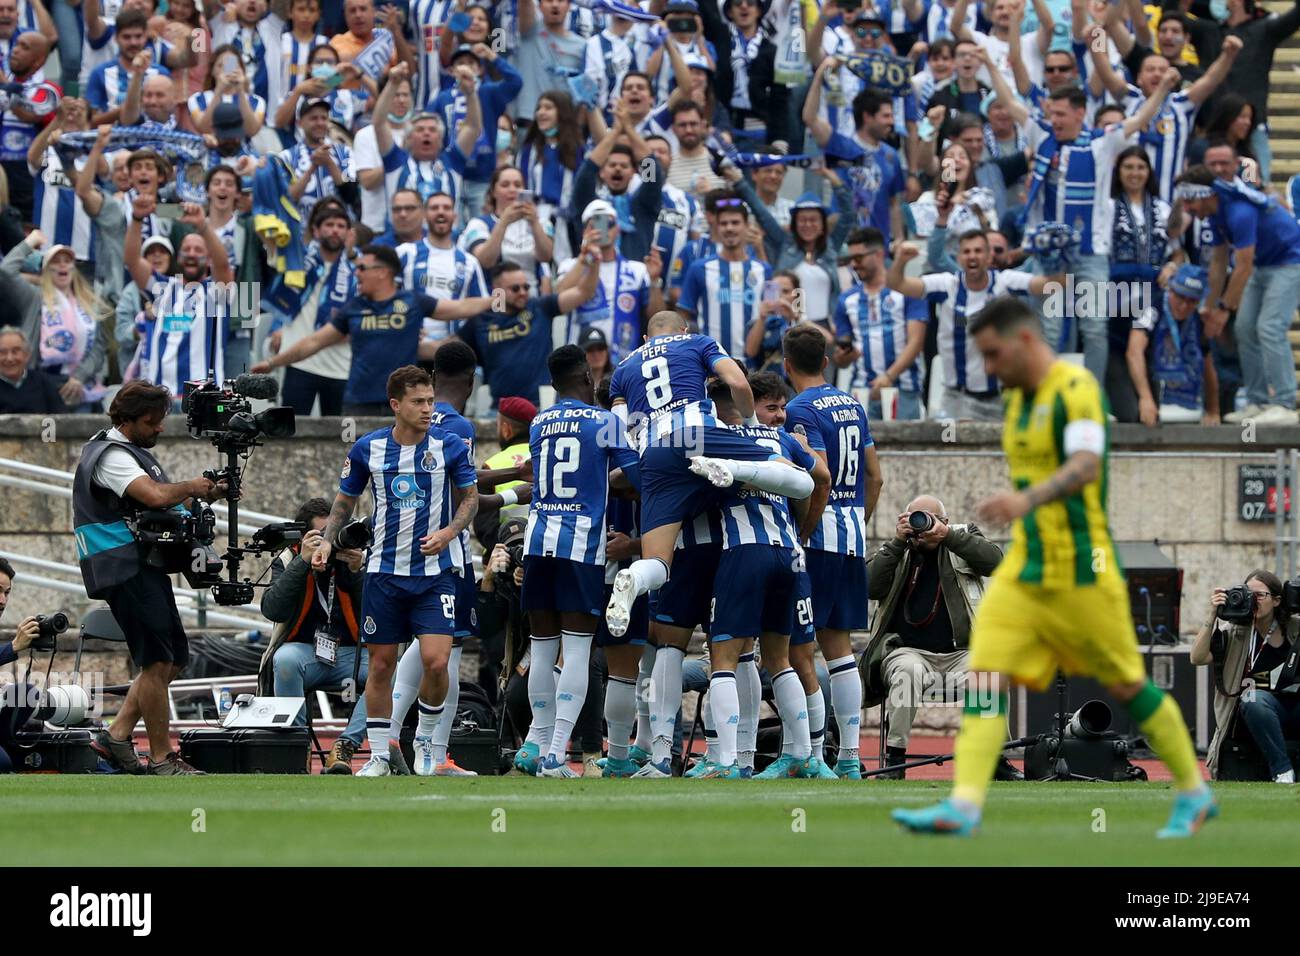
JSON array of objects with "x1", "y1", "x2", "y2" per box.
[{"x1": 1262, "y1": 0, "x2": 1300, "y2": 374}]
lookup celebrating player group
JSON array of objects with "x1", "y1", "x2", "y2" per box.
[{"x1": 322, "y1": 297, "x2": 1216, "y2": 839}]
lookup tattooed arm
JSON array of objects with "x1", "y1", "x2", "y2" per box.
[
  {"x1": 313, "y1": 491, "x2": 358, "y2": 571},
  {"x1": 420, "y1": 483, "x2": 479, "y2": 556},
  {"x1": 975, "y1": 451, "x2": 1100, "y2": 525}
]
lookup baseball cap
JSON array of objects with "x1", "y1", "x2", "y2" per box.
[
  {"x1": 450, "y1": 43, "x2": 481, "y2": 62},
  {"x1": 665, "y1": 0, "x2": 699, "y2": 11},
  {"x1": 212, "y1": 102, "x2": 245, "y2": 141},
  {"x1": 142, "y1": 235, "x2": 175, "y2": 257},
  {"x1": 683, "y1": 52, "x2": 714, "y2": 72},
  {"x1": 498, "y1": 396, "x2": 538, "y2": 425},
  {"x1": 297, "y1": 96, "x2": 332, "y2": 119},
  {"x1": 42, "y1": 244, "x2": 76, "y2": 268},
  {"x1": 1169, "y1": 264, "x2": 1208, "y2": 301},
  {"x1": 579, "y1": 326, "x2": 608, "y2": 351},
  {"x1": 582, "y1": 199, "x2": 618, "y2": 224},
  {"x1": 851, "y1": 9, "x2": 885, "y2": 25}
]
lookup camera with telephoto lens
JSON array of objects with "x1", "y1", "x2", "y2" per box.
[
  {"x1": 30, "y1": 611, "x2": 69, "y2": 651},
  {"x1": 1218, "y1": 584, "x2": 1257, "y2": 625},
  {"x1": 335, "y1": 519, "x2": 373, "y2": 552},
  {"x1": 908, "y1": 510, "x2": 935, "y2": 534}
]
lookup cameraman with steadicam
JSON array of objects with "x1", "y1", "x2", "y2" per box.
[
  {"x1": 72, "y1": 381, "x2": 228, "y2": 776},
  {"x1": 1193, "y1": 571, "x2": 1300, "y2": 783}
]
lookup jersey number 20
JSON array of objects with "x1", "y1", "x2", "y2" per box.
[{"x1": 537, "y1": 436, "x2": 581, "y2": 499}]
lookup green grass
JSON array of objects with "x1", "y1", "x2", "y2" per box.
[{"x1": 2, "y1": 776, "x2": 1295, "y2": 866}]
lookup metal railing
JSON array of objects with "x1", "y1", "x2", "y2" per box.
[{"x1": 0, "y1": 456, "x2": 288, "y2": 629}]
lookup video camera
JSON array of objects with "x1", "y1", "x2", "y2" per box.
[{"x1": 173, "y1": 373, "x2": 302, "y2": 605}]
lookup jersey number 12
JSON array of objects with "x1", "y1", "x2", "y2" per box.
[{"x1": 537, "y1": 436, "x2": 581, "y2": 499}]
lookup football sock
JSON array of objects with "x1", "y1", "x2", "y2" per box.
[
  {"x1": 720, "y1": 459, "x2": 814, "y2": 498},
  {"x1": 366, "y1": 719, "x2": 390, "y2": 761},
  {"x1": 1128, "y1": 680, "x2": 1203, "y2": 792},
  {"x1": 605, "y1": 675, "x2": 637, "y2": 761},
  {"x1": 416, "y1": 699, "x2": 443, "y2": 739},
  {"x1": 808, "y1": 688, "x2": 826, "y2": 761},
  {"x1": 548, "y1": 631, "x2": 594, "y2": 760},
  {"x1": 389, "y1": 641, "x2": 423, "y2": 739},
  {"x1": 827, "y1": 655, "x2": 861, "y2": 760},
  {"x1": 736, "y1": 652, "x2": 760, "y2": 769},
  {"x1": 432, "y1": 644, "x2": 462, "y2": 764},
  {"x1": 952, "y1": 690, "x2": 1009, "y2": 809},
  {"x1": 710, "y1": 671, "x2": 740, "y2": 767},
  {"x1": 704, "y1": 727, "x2": 719, "y2": 763},
  {"x1": 627, "y1": 557, "x2": 668, "y2": 599},
  {"x1": 527, "y1": 635, "x2": 561, "y2": 748},
  {"x1": 634, "y1": 646, "x2": 655, "y2": 752},
  {"x1": 773, "y1": 667, "x2": 811, "y2": 759},
  {"x1": 650, "y1": 645, "x2": 684, "y2": 763}
]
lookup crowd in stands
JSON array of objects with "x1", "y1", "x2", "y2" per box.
[{"x1": 0, "y1": 0, "x2": 1297, "y2": 426}]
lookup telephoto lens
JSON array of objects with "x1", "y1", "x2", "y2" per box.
[
  {"x1": 907, "y1": 511, "x2": 935, "y2": 534},
  {"x1": 336, "y1": 518, "x2": 373, "y2": 551}
]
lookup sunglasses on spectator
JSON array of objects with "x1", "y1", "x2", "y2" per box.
[
  {"x1": 855, "y1": 26, "x2": 883, "y2": 38},
  {"x1": 714, "y1": 198, "x2": 746, "y2": 209}
]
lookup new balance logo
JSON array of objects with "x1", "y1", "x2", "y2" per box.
[
  {"x1": 726, "y1": 715, "x2": 739, "y2": 725},
  {"x1": 558, "y1": 692, "x2": 574, "y2": 702},
  {"x1": 50, "y1": 886, "x2": 151, "y2": 936}
]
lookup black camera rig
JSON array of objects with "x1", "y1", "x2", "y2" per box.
[{"x1": 172, "y1": 373, "x2": 302, "y2": 605}]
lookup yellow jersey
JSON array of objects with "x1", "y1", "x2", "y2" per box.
[{"x1": 998, "y1": 360, "x2": 1119, "y2": 590}]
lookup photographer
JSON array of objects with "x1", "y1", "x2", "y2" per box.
[
  {"x1": 72, "y1": 381, "x2": 228, "y2": 776},
  {"x1": 0, "y1": 557, "x2": 42, "y2": 773},
  {"x1": 862, "y1": 494, "x2": 1020, "y2": 780},
  {"x1": 1193, "y1": 572, "x2": 1300, "y2": 783},
  {"x1": 258, "y1": 498, "x2": 368, "y2": 776}
]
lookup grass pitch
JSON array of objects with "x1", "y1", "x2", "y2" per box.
[{"x1": 3, "y1": 776, "x2": 1297, "y2": 866}]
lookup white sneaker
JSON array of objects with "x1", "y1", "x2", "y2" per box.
[
  {"x1": 1224, "y1": 403, "x2": 1264, "y2": 423},
  {"x1": 1274, "y1": 769, "x2": 1296, "y2": 783},
  {"x1": 605, "y1": 569, "x2": 636, "y2": 638},
  {"x1": 689, "y1": 456, "x2": 736, "y2": 488},
  {"x1": 412, "y1": 736, "x2": 437, "y2": 775},
  {"x1": 538, "y1": 754, "x2": 578, "y2": 777},
  {"x1": 356, "y1": 755, "x2": 391, "y2": 777},
  {"x1": 1250, "y1": 405, "x2": 1298, "y2": 426},
  {"x1": 433, "y1": 759, "x2": 478, "y2": 777}
]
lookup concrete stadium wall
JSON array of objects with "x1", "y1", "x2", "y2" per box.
[{"x1": 0, "y1": 415, "x2": 1296, "y2": 640}]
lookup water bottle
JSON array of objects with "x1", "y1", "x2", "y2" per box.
[{"x1": 219, "y1": 687, "x2": 233, "y2": 716}]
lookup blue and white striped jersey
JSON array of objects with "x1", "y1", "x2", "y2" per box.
[
  {"x1": 675, "y1": 508, "x2": 722, "y2": 551},
  {"x1": 32, "y1": 148, "x2": 95, "y2": 261},
  {"x1": 652, "y1": 184, "x2": 697, "y2": 289},
  {"x1": 279, "y1": 140, "x2": 355, "y2": 225},
  {"x1": 785, "y1": 384, "x2": 873, "y2": 556},
  {"x1": 280, "y1": 31, "x2": 329, "y2": 98},
  {"x1": 137, "y1": 274, "x2": 226, "y2": 396},
  {"x1": 382, "y1": 143, "x2": 467, "y2": 224},
  {"x1": 1121, "y1": 85, "x2": 1198, "y2": 202},
  {"x1": 608, "y1": 332, "x2": 732, "y2": 446},
  {"x1": 525, "y1": 398, "x2": 641, "y2": 566},
  {"x1": 678, "y1": 255, "x2": 771, "y2": 360},
  {"x1": 339, "y1": 425, "x2": 477, "y2": 577},
  {"x1": 920, "y1": 269, "x2": 1035, "y2": 392},
  {"x1": 1024, "y1": 121, "x2": 1134, "y2": 256},
  {"x1": 833, "y1": 285, "x2": 928, "y2": 391},
  {"x1": 430, "y1": 402, "x2": 476, "y2": 571},
  {"x1": 718, "y1": 425, "x2": 814, "y2": 551},
  {"x1": 411, "y1": 0, "x2": 458, "y2": 107},
  {"x1": 397, "y1": 239, "x2": 487, "y2": 340}
]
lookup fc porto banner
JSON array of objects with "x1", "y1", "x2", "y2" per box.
[
  {"x1": 354, "y1": 28, "x2": 395, "y2": 81},
  {"x1": 842, "y1": 50, "x2": 913, "y2": 96}
]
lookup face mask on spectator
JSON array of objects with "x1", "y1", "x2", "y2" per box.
[{"x1": 496, "y1": 129, "x2": 514, "y2": 152}]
